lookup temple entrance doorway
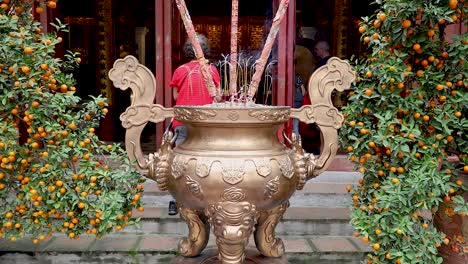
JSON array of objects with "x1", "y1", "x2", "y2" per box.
[{"x1": 54, "y1": 0, "x2": 376, "y2": 149}]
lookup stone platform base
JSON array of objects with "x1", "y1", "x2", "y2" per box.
[{"x1": 171, "y1": 247, "x2": 289, "y2": 264}]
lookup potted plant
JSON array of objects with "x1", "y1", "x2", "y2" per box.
[
  {"x1": 0, "y1": 0, "x2": 144, "y2": 243},
  {"x1": 340, "y1": 0, "x2": 467, "y2": 263}
]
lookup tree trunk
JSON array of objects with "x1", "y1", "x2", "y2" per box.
[{"x1": 435, "y1": 172, "x2": 468, "y2": 263}]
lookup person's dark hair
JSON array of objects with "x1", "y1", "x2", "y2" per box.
[
  {"x1": 315, "y1": 41, "x2": 330, "y2": 52},
  {"x1": 183, "y1": 34, "x2": 210, "y2": 59}
]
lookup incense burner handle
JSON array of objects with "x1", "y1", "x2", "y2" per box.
[
  {"x1": 289, "y1": 57, "x2": 355, "y2": 185},
  {"x1": 109, "y1": 55, "x2": 174, "y2": 175}
]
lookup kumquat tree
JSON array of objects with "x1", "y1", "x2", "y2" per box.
[
  {"x1": 341, "y1": 0, "x2": 468, "y2": 263},
  {"x1": 0, "y1": 0, "x2": 144, "y2": 243}
]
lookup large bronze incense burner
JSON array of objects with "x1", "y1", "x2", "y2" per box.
[
  {"x1": 109, "y1": 55, "x2": 355, "y2": 263},
  {"x1": 111, "y1": 2, "x2": 352, "y2": 264}
]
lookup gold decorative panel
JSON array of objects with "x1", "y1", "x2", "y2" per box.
[
  {"x1": 332, "y1": 0, "x2": 351, "y2": 58},
  {"x1": 64, "y1": 17, "x2": 97, "y2": 26},
  {"x1": 237, "y1": 24, "x2": 246, "y2": 50},
  {"x1": 194, "y1": 24, "x2": 203, "y2": 33},
  {"x1": 97, "y1": 0, "x2": 114, "y2": 104},
  {"x1": 249, "y1": 24, "x2": 265, "y2": 50},
  {"x1": 207, "y1": 24, "x2": 223, "y2": 50},
  {"x1": 188, "y1": 16, "x2": 267, "y2": 58}
]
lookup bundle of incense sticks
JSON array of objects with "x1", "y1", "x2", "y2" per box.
[
  {"x1": 174, "y1": 0, "x2": 218, "y2": 100},
  {"x1": 248, "y1": 0, "x2": 290, "y2": 98},
  {"x1": 229, "y1": 0, "x2": 239, "y2": 98},
  {"x1": 175, "y1": 0, "x2": 290, "y2": 101}
]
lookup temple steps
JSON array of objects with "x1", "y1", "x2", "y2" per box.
[
  {"x1": 0, "y1": 234, "x2": 369, "y2": 264},
  {"x1": 0, "y1": 156, "x2": 370, "y2": 263},
  {"x1": 132, "y1": 171, "x2": 360, "y2": 238}
]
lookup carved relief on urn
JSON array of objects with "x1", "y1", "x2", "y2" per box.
[{"x1": 165, "y1": 105, "x2": 299, "y2": 212}]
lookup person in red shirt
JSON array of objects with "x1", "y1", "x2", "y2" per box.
[
  {"x1": 167, "y1": 34, "x2": 221, "y2": 215},
  {"x1": 170, "y1": 34, "x2": 221, "y2": 146},
  {"x1": 298, "y1": 90, "x2": 321, "y2": 155}
]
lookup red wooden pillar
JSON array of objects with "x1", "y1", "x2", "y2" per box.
[
  {"x1": 274, "y1": 0, "x2": 296, "y2": 136},
  {"x1": 164, "y1": 1, "x2": 174, "y2": 108},
  {"x1": 33, "y1": 0, "x2": 49, "y2": 32},
  {"x1": 155, "y1": 0, "x2": 174, "y2": 148},
  {"x1": 446, "y1": 20, "x2": 467, "y2": 43},
  {"x1": 273, "y1": 0, "x2": 295, "y2": 107}
]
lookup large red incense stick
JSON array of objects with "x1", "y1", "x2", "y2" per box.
[
  {"x1": 174, "y1": 0, "x2": 218, "y2": 100},
  {"x1": 248, "y1": 0, "x2": 290, "y2": 98},
  {"x1": 229, "y1": 0, "x2": 239, "y2": 96}
]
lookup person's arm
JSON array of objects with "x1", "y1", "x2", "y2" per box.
[
  {"x1": 213, "y1": 86, "x2": 222, "y2": 102},
  {"x1": 172, "y1": 86, "x2": 179, "y2": 101},
  {"x1": 170, "y1": 66, "x2": 183, "y2": 102},
  {"x1": 211, "y1": 66, "x2": 222, "y2": 102}
]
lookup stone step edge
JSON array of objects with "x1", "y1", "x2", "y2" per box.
[
  {"x1": 0, "y1": 235, "x2": 371, "y2": 254},
  {"x1": 132, "y1": 207, "x2": 351, "y2": 221},
  {"x1": 142, "y1": 181, "x2": 358, "y2": 195}
]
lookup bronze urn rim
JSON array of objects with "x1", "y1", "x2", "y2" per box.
[{"x1": 173, "y1": 104, "x2": 291, "y2": 124}]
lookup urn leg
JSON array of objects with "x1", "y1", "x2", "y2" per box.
[
  {"x1": 254, "y1": 201, "x2": 290, "y2": 257},
  {"x1": 205, "y1": 201, "x2": 258, "y2": 264},
  {"x1": 177, "y1": 205, "x2": 210, "y2": 257}
]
